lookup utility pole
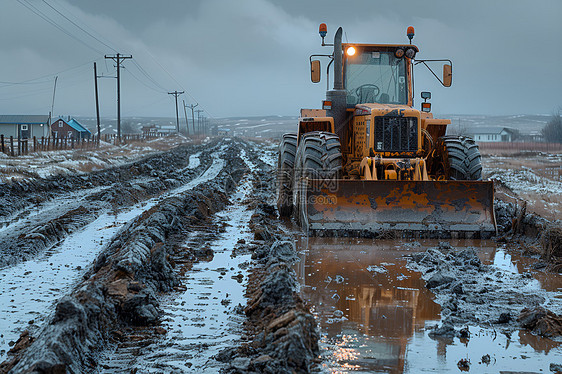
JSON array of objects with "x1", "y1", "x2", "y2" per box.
[
  {"x1": 182, "y1": 100, "x2": 189, "y2": 136},
  {"x1": 93, "y1": 63, "x2": 101, "y2": 143},
  {"x1": 48, "y1": 76, "x2": 58, "y2": 137},
  {"x1": 105, "y1": 53, "x2": 132, "y2": 141},
  {"x1": 168, "y1": 91, "x2": 184, "y2": 133},
  {"x1": 196, "y1": 109, "x2": 204, "y2": 134},
  {"x1": 186, "y1": 103, "x2": 198, "y2": 134}
]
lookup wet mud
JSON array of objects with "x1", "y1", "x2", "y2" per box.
[
  {"x1": 0, "y1": 142, "x2": 217, "y2": 268},
  {"x1": 295, "y1": 236, "x2": 562, "y2": 373},
  {"x1": 0, "y1": 140, "x2": 245, "y2": 373},
  {"x1": 217, "y1": 147, "x2": 320, "y2": 374},
  {"x1": 1, "y1": 137, "x2": 561, "y2": 373}
]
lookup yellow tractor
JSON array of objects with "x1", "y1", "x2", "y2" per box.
[{"x1": 276, "y1": 24, "x2": 496, "y2": 237}]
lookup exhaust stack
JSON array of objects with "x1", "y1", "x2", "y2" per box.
[{"x1": 326, "y1": 27, "x2": 347, "y2": 141}]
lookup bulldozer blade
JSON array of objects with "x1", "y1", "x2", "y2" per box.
[{"x1": 299, "y1": 180, "x2": 496, "y2": 237}]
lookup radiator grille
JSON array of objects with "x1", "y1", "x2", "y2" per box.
[{"x1": 374, "y1": 116, "x2": 418, "y2": 152}]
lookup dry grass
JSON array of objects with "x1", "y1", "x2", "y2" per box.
[{"x1": 541, "y1": 226, "x2": 562, "y2": 263}]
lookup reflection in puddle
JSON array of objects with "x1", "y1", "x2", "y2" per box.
[{"x1": 295, "y1": 237, "x2": 562, "y2": 373}]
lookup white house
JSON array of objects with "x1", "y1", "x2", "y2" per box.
[
  {"x1": 468, "y1": 127, "x2": 516, "y2": 142},
  {"x1": 0, "y1": 115, "x2": 49, "y2": 139}
]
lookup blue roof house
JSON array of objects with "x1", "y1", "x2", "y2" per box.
[{"x1": 51, "y1": 118, "x2": 91, "y2": 140}]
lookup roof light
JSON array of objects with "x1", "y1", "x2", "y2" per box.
[
  {"x1": 405, "y1": 48, "x2": 416, "y2": 59},
  {"x1": 395, "y1": 48, "x2": 405, "y2": 58},
  {"x1": 346, "y1": 46, "x2": 356, "y2": 56},
  {"x1": 407, "y1": 26, "x2": 415, "y2": 42},
  {"x1": 319, "y1": 23, "x2": 327, "y2": 38}
]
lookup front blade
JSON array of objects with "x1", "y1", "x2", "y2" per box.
[{"x1": 301, "y1": 180, "x2": 496, "y2": 236}]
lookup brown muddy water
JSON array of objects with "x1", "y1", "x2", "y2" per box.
[{"x1": 294, "y1": 237, "x2": 562, "y2": 373}]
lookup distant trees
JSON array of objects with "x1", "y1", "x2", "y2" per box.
[
  {"x1": 121, "y1": 120, "x2": 138, "y2": 134},
  {"x1": 542, "y1": 110, "x2": 562, "y2": 143}
]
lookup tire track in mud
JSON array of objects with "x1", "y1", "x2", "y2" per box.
[
  {"x1": 94, "y1": 144, "x2": 266, "y2": 372},
  {"x1": 97, "y1": 173, "x2": 256, "y2": 373},
  {"x1": 1, "y1": 139, "x2": 319, "y2": 373},
  {"x1": 0, "y1": 142, "x2": 231, "y2": 368},
  {"x1": 0, "y1": 143, "x2": 216, "y2": 268},
  {"x1": 0, "y1": 156, "x2": 221, "y2": 350}
]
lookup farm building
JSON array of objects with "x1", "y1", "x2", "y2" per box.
[
  {"x1": 51, "y1": 118, "x2": 91, "y2": 140},
  {"x1": 142, "y1": 125, "x2": 158, "y2": 136},
  {"x1": 0, "y1": 115, "x2": 49, "y2": 139},
  {"x1": 468, "y1": 127, "x2": 517, "y2": 142}
]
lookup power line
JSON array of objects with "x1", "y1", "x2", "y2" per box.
[
  {"x1": 130, "y1": 60, "x2": 169, "y2": 93},
  {"x1": 41, "y1": 0, "x2": 117, "y2": 53},
  {"x1": 0, "y1": 59, "x2": 97, "y2": 88},
  {"x1": 139, "y1": 46, "x2": 214, "y2": 117},
  {"x1": 16, "y1": 0, "x2": 105, "y2": 55},
  {"x1": 15, "y1": 0, "x2": 211, "y2": 120},
  {"x1": 49, "y1": 0, "x2": 121, "y2": 51},
  {"x1": 124, "y1": 66, "x2": 167, "y2": 94}
]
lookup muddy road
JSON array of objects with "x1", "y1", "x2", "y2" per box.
[{"x1": 1, "y1": 137, "x2": 562, "y2": 373}]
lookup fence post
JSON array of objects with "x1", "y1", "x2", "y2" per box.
[
  {"x1": 10, "y1": 136, "x2": 14, "y2": 156},
  {"x1": 71, "y1": 137, "x2": 74, "y2": 149},
  {"x1": 33, "y1": 136, "x2": 37, "y2": 152},
  {"x1": 1, "y1": 134, "x2": 4, "y2": 154}
]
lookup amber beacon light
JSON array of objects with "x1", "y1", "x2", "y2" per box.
[
  {"x1": 407, "y1": 26, "x2": 415, "y2": 43},
  {"x1": 319, "y1": 23, "x2": 327, "y2": 37}
]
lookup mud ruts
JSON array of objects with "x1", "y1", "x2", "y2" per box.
[
  {"x1": 0, "y1": 143, "x2": 216, "y2": 269},
  {"x1": 0, "y1": 142, "x2": 244, "y2": 374},
  {"x1": 218, "y1": 159, "x2": 320, "y2": 374}
]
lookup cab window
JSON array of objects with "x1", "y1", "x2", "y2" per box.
[{"x1": 345, "y1": 50, "x2": 408, "y2": 106}]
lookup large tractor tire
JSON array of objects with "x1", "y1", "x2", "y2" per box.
[
  {"x1": 292, "y1": 131, "x2": 343, "y2": 224},
  {"x1": 431, "y1": 135, "x2": 482, "y2": 180},
  {"x1": 276, "y1": 133, "x2": 297, "y2": 217}
]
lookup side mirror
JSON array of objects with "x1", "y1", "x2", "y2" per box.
[
  {"x1": 443, "y1": 64, "x2": 452, "y2": 87},
  {"x1": 421, "y1": 91, "x2": 431, "y2": 100},
  {"x1": 311, "y1": 60, "x2": 321, "y2": 83}
]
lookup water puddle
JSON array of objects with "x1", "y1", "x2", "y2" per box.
[{"x1": 295, "y1": 237, "x2": 562, "y2": 373}]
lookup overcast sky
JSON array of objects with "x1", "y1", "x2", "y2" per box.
[{"x1": 0, "y1": 0, "x2": 560, "y2": 119}]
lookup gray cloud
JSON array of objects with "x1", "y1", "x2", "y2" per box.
[{"x1": 0, "y1": 0, "x2": 560, "y2": 118}]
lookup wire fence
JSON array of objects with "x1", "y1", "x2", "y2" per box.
[
  {"x1": 0, "y1": 132, "x2": 170, "y2": 156},
  {"x1": 478, "y1": 141, "x2": 562, "y2": 154}
]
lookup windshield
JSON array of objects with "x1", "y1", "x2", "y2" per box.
[{"x1": 345, "y1": 50, "x2": 408, "y2": 106}]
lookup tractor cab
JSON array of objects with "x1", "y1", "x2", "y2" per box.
[{"x1": 342, "y1": 44, "x2": 417, "y2": 108}]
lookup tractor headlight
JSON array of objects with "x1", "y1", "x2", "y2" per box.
[{"x1": 405, "y1": 48, "x2": 416, "y2": 59}]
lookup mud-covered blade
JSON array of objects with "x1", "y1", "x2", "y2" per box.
[{"x1": 301, "y1": 180, "x2": 496, "y2": 236}]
